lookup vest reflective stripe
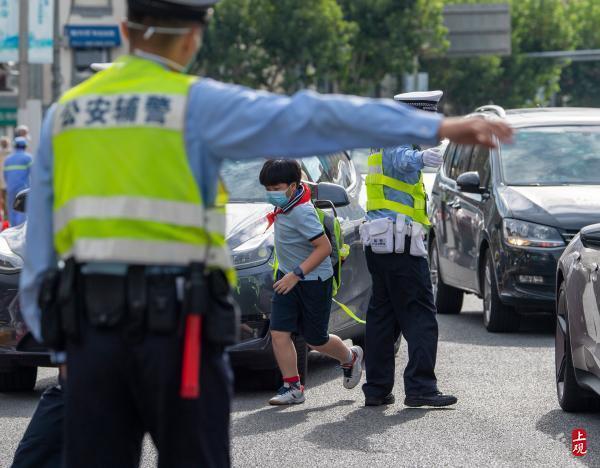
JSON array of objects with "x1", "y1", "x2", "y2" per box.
[
  {"x1": 52, "y1": 55, "x2": 235, "y2": 283},
  {"x1": 63, "y1": 238, "x2": 233, "y2": 270},
  {"x1": 5, "y1": 164, "x2": 31, "y2": 171},
  {"x1": 53, "y1": 196, "x2": 206, "y2": 233},
  {"x1": 366, "y1": 151, "x2": 430, "y2": 226}
]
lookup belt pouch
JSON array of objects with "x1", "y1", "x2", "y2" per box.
[
  {"x1": 410, "y1": 222, "x2": 428, "y2": 257},
  {"x1": 84, "y1": 274, "x2": 126, "y2": 327},
  {"x1": 368, "y1": 218, "x2": 394, "y2": 254},
  {"x1": 395, "y1": 215, "x2": 407, "y2": 253},
  {"x1": 126, "y1": 266, "x2": 146, "y2": 339},
  {"x1": 39, "y1": 269, "x2": 63, "y2": 349},
  {"x1": 59, "y1": 259, "x2": 79, "y2": 341},
  {"x1": 147, "y1": 275, "x2": 179, "y2": 333},
  {"x1": 206, "y1": 270, "x2": 241, "y2": 346}
]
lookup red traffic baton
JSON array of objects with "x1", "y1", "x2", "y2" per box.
[{"x1": 180, "y1": 264, "x2": 207, "y2": 400}]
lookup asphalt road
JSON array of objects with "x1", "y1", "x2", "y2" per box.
[{"x1": 1, "y1": 295, "x2": 599, "y2": 467}]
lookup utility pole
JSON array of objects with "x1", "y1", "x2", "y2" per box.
[
  {"x1": 18, "y1": 0, "x2": 29, "y2": 112},
  {"x1": 52, "y1": 0, "x2": 61, "y2": 101}
]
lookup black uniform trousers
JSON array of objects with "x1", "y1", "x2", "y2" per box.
[
  {"x1": 11, "y1": 384, "x2": 64, "y2": 468},
  {"x1": 362, "y1": 245, "x2": 439, "y2": 398},
  {"x1": 65, "y1": 308, "x2": 233, "y2": 467}
]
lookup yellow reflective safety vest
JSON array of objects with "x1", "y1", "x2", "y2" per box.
[
  {"x1": 365, "y1": 151, "x2": 430, "y2": 226},
  {"x1": 52, "y1": 55, "x2": 235, "y2": 284}
]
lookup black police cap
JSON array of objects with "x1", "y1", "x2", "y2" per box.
[{"x1": 127, "y1": 0, "x2": 220, "y2": 21}]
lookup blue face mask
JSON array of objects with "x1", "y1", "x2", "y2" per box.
[{"x1": 266, "y1": 190, "x2": 290, "y2": 208}]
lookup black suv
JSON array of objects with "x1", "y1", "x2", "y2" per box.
[{"x1": 429, "y1": 106, "x2": 600, "y2": 332}]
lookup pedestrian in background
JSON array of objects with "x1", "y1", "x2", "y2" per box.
[
  {"x1": 4, "y1": 137, "x2": 32, "y2": 226},
  {"x1": 15, "y1": 125, "x2": 30, "y2": 141},
  {"x1": 0, "y1": 136, "x2": 11, "y2": 219}
]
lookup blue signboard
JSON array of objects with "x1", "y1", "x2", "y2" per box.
[{"x1": 65, "y1": 25, "x2": 122, "y2": 48}]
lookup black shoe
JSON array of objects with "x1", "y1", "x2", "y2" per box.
[
  {"x1": 404, "y1": 391, "x2": 457, "y2": 408},
  {"x1": 365, "y1": 393, "x2": 395, "y2": 407}
]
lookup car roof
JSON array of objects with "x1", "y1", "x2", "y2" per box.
[{"x1": 474, "y1": 107, "x2": 600, "y2": 128}]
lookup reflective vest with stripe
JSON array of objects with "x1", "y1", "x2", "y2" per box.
[
  {"x1": 52, "y1": 55, "x2": 235, "y2": 284},
  {"x1": 365, "y1": 151, "x2": 430, "y2": 226}
]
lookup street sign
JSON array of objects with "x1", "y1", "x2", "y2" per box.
[
  {"x1": 0, "y1": 107, "x2": 17, "y2": 126},
  {"x1": 65, "y1": 25, "x2": 122, "y2": 48},
  {"x1": 444, "y1": 3, "x2": 511, "y2": 57},
  {"x1": 0, "y1": 0, "x2": 54, "y2": 64}
]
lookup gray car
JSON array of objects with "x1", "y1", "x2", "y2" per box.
[
  {"x1": 0, "y1": 153, "x2": 372, "y2": 391},
  {"x1": 556, "y1": 224, "x2": 600, "y2": 411}
]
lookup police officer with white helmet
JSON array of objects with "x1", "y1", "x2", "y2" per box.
[
  {"x1": 21, "y1": 0, "x2": 512, "y2": 465},
  {"x1": 361, "y1": 90, "x2": 458, "y2": 408}
]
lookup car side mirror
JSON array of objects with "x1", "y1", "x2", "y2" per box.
[
  {"x1": 13, "y1": 189, "x2": 28, "y2": 213},
  {"x1": 314, "y1": 182, "x2": 350, "y2": 209},
  {"x1": 456, "y1": 171, "x2": 483, "y2": 194},
  {"x1": 580, "y1": 224, "x2": 600, "y2": 249}
]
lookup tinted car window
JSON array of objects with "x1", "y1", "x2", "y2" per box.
[
  {"x1": 443, "y1": 143, "x2": 457, "y2": 177},
  {"x1": 450, "y1": 145, "x2": 473, "y2": 180},
  {"x1": 501, "y1": 126, "x2": 600, "y2": 185},
  {"x1": 469, "y1": 146, "x2": 491, "y2": 187}
]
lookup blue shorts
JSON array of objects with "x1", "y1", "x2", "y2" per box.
[{"x1": 270, "y1": 272, "x2": 333, "y2": 346}]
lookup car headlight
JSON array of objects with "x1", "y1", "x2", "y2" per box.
[
  {"x1": 232, "y1": 232, "x2": 273, "y2": 270},
  {"x1": 0, "y1": 236, "x2": 23, "y2": 271},
  {"x1": 503, "y1": 218, "x2": 565, "y2": 248}
]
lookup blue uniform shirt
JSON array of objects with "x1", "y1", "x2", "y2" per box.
[
  {"x1": 21, "y1": 54, "x2": 441, "y2": 342},
  {"x1": 274, "y1": 203, "x2": 333, "y2": 281},
  {"x1": 366, "y1": 145, "x2": 426, "y2": 223},
  {"x1": 4, "y1": 149, "x2": 32, "y2": 226}
]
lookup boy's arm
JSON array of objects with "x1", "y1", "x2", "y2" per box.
[{"x1": 274, "y1": 234, "x2": 332, "y2": 295}]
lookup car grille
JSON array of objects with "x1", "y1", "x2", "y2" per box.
[{"x1": 562, "y1": 231, "x2": 578, "y2": 244}]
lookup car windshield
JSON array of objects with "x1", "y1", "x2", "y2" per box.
[
  {"x1": 221, "y1": 157, "x2": 326, "y2": 202},
  {"x1": 500, "y1": 126, "x2": 600, "y2": 186},
  {"x1": 221, "y1": 159, "x2": 267, "y2": 203}
]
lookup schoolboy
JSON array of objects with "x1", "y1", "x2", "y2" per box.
[{"x1": 260, "y1": 159, "x2": 363, "y2": 405}]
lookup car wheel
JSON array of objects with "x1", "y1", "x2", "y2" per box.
[
  {"x1": 482, "y1": 251, "x2": 519, "y2": 332},
  {"x1": 430, "y1": 241, "x2": 463, "y2": 314},
  {"x1": 555, "y1": 284, "x2": 600, "y2": 412},
  {"x1": 0, "y1": 367, "x2": 37, "y2": 392}
]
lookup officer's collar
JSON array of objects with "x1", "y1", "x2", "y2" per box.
[{"x1": 132, "y1": 49, "x2": 186, "y2": 73}]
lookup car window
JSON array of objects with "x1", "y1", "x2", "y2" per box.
[
  {"x1": 500, "y1": 126, "x2": 600, "y2": 185},
  {"x1": 469, "y1": 146, "x2": 491, "y2": 187},
  {"x1": 449, "y1": 145, "x2": 474, "y2": 180},
  {"x1": 318, "y1": 152, "x2": 355, "y2": 188},
  {"x1": 443, "y1": 143, "x2": 457, "y2": 177}
]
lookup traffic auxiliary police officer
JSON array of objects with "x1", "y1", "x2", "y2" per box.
[
  {"x1": 361, "y1": 91, "x2": 458, "y2": 408},
  {"x1": 20, "y1": 0, "x2": 512, "y2": 463}
]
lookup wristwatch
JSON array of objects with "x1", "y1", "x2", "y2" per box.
[{"x1": 293, "y1": 266, "x2": 305, "y2": 280}]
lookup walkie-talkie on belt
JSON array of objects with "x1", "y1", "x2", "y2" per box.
[{"x1": 180, "y1": 263, "x2": 207, "y2": 399}]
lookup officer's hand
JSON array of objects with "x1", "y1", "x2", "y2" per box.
[
  {"x1": 274, "y1": 272, "x2": 300, "y2": 295},
  {"x1": 422, "y1": 147, "x2": 444, "y2": 168},
  {"x1": 438, "y1": 117, "x2": 513, "y2": 148}
]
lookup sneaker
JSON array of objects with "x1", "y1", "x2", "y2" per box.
[
  {"x1": 404, "y1": 391, "x2": 457, "y2": 408},
  {"x1": 342, "y1": 346, "x2": 364, "y2": 389},
  {"x1": 269, "y1": 383, "x2": 305, "y2": 406}
]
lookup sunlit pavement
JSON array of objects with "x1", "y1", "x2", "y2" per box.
[{"x1": 1, "y1": 295, "x2": 597, "y2": 467}]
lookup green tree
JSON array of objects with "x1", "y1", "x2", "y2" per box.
[
  {"x1": 337, "y1": 0, "x2": 447, "y2": 95},
  {"x1": 558, "y1": 0, "x2": 600, "y2": 107},
  {"x1": 426, "y1": 0, "x2": 576, "y2": 115},
  {"x1": 197, "y1": 0, "x2": 356, "y2": 93}
]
